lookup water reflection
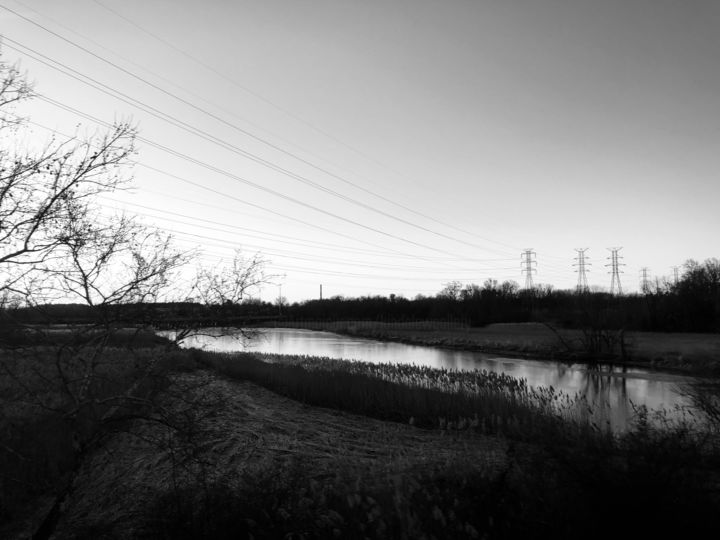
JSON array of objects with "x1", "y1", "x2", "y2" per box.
[{"x1": 176, "y1": 327, "x2": 697, "y2": 432}]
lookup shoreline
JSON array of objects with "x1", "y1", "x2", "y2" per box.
[{"x1": 268, "y1": 321, "x2": 720, "y2": 377}]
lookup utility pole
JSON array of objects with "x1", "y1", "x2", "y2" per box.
[
  {"x1": 320, "y1": 284, "x2": 323, "y2": 300},
  {"x1": 573, "y1": 248, "x2": 591, "y2": 293},
  {"x1": 521, "y1": 249, "x2": 537, "y2": 290},
  {"x1": 639, "y1": 267, "x2": 651, "y2": 294},
  {"x1": 605, "y1": 247, "x2": 624, "y2": 295}
]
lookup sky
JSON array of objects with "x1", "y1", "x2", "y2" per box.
[{"x1": 1, "y1": 0, "x2": 719, "y2": 302}]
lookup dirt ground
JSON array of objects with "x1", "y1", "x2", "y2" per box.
[{"x1": 46, "y1": 370, "x2": 508, "y2": 538}]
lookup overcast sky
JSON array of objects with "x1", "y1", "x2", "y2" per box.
[{"x1": 2, "y1": 0, "x2": 719, "y2": 301}]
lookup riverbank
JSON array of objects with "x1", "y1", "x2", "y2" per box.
[
  {"x1": 273, "y1": 321, "x2": 720, "y2": 376},
  {"x1": 3, "y1": 346, "x2": 719, "y2": 538}
]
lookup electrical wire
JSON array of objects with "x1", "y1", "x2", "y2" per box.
[
  {"x1": 0, "y1": 11, "x2": 523, "y2": 256},
  {"x1": 87, "y1": 0, "x2": 528, "y2": 252}
]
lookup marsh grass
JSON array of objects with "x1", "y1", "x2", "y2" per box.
[
  {"x1": 144, "y1": 457, "x2": 511, "y2": 540},
  {"x1": 200, "y1": 352, "x2": 612, "y2": 442},
  {"x1": 161, "y1": 350, "x2": 720, "y2": 539}
]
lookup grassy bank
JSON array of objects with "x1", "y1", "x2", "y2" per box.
[
  {"x1": 174, "y1": 350, "x2": 720, "y2": 538},
  {"x1": 3, "y1": 344, "x2": 720, "y2": 538},
  {"x1": 273, "y1": 320, "x2": 720, "y2": 375},
  {"x1": 199, "y1": 351, "x2": 591, "y2": 437}
]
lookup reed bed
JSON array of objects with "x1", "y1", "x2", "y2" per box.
[
  {"x1": 262, "y1": 353, "x2": 585, "y2": 419},
  {"x1": 157, "y1": 350, "x2": 720, "y2": 539},
  {"x1": 199, "y1": 352, "x2": 602, "y2": 442}
]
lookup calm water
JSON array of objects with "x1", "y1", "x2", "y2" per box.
[{"x1": 175, "y1": 327, "x2": 698, "y2": 431}]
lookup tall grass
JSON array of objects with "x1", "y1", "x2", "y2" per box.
[
  {"x1": 177, "y1": 350, "x2": 720, "y2": 538},
  {"x1": 144, "y1": 453, "x2": 720, "y2": 540},
  {"x1": 199, "y1": 352, "x2": 613, "y2": 443},
  {"x1": 142, "y1": 457, "x2": 515, "y2": 540}
]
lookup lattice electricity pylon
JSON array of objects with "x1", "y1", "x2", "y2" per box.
[
  {"x1": 573, "y1": 248, "x2": 591, "y2": 293},
  {"x1": 521, "y1": 249, "x2": 537, "y2": 290},
  {"x1": 605, "y1": 247, "x2": 625, "y2": 295},
  {"x1": 639, "y1": 267, "x2": 651, "y2": 294},
  {"x1": 671, "y1": 266, "x2": 680, "y2": 286}
]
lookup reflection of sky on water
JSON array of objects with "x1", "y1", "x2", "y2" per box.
[{"x1": 176, "y1": 328, "x2": 697, "y2": 432}]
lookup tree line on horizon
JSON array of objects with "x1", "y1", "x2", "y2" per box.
[
  {"x1": 284, "y1": 258, "x2": 720, "y2": 333},
  {"x1": 7, "y1": 256, "x2": 718, "y2": 333}
]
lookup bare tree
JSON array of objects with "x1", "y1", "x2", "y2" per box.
[
  {"x1": 1, "y1": 60, "x2": 136, "y2": 299},
  {"x1": 38, "y1": 213, "x2": 189, "y2": 307},
  {"x1": 438, "y1": 280, "x2": 463, "y2": 301},
  {"x1": 192, "y1": 249, "x2": 268, "y2": 306},
  {"x1": 0, "y1": 58, "x2": 271, "y2": 537}
]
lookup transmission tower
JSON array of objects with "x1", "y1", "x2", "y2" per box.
[
  {"x1": 671, "y1": 266, "x2": 680, "y2": 286},
  {"x1": 521, "y1": 249, "x2": 537, "y2": 290},
  {"x1": 573, "y1": 248, "x2": 591, "y2": 293},
  {"x1": 605, "y1": 247, "x2": 624, "y2": 295},
  {"x1": 640, "y1": 267, "x2": 651, "y2": 294}
]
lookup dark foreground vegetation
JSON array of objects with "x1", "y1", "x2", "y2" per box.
[
  {"x1": 148, "y1": 352, "x2": 720, "y2": 539},
  {"x1": 3, "y1": 328, "x2": 720, "y2": 539}
]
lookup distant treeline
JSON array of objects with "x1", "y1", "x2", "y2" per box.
[
  {"x1": 3, "y1": 258, "x2": 718, "y2": 333},
  {"x1": 285, "y1": 258, "x2": 718, "y2": 333}
]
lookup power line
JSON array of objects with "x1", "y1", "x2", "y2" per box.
[
  {"x1": 20, "y1": 114, "x2": 434, "y2": 261},
  {"x1": 0, "y1": 9, "x2": 521, "y2": 256},
  {"x1": 639, "y1": 267, "x2": 651, "y2": 294},
  {"x1": 84, "y1": 215, "x2": 518, "y2": 285},
  {"x1": 671, "y1": 265, "x2": 680, "y2": 286},
  {"x1": 101, "y1": 204, "x2": 518, "y2": 274},
  {"x1": 573, "y1": 248, "x2": 590, "y2": 293},
  {"x1": 25, "y1": 113, "x2": 526, "y2": 290},
  {"x1": 521, "y1": 249, "x2": 537, "y2": 290},
  {"x1": 5, "y1": 87, "x2": 575, "y2": 293},
  {"x1": 22, "y1": 89, "x2": 467, "y2": 260},
  {"x1": 606, "y1": 247, "x2": 624, "y2": 295},
  {"x1": 10, "y1": 0, "x2": 370, "y2": 183},
  {"x1": 3, "y1": 37, "x2": 515, "y2": 260},
  {"x1": 188, "y1": 246, "x2": 519, "y2": 282},
  {"x1": 2, "y1": 4, "x2": 599, "y2": 286},
  {"x1": 88, "y1": 0, "x2": 525, "y2": 252},
  {"x1": 287, "y1": 277, "x2": 439, "y2": 295},
  {"x1": 100, "y1": 198, "x2": 402, "y2": 259},
  {"x1": 103, "y1": 194, "x2": 518, "y2": 264},
  {"x1": 4, "y1": 36, "x2": 573, "y2": 277}
]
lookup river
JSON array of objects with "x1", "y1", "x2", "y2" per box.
[{"x1": 175, "y1": 327, "x2": 698, "y2": 432}]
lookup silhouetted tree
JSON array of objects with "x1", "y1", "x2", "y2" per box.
[
  {"x1": 0, "y1": 58, "x2": 272, "y2": 537},
  {"x1": 438, "y1": 280, "x2": 463, "y2": 301},
  {"x1": 1, "y1": 60, "x2": 136, "y2": 303}
]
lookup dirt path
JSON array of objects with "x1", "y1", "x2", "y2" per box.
[{"x1": 52, "y1": 370, "x2": 508, "y2": 538}]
